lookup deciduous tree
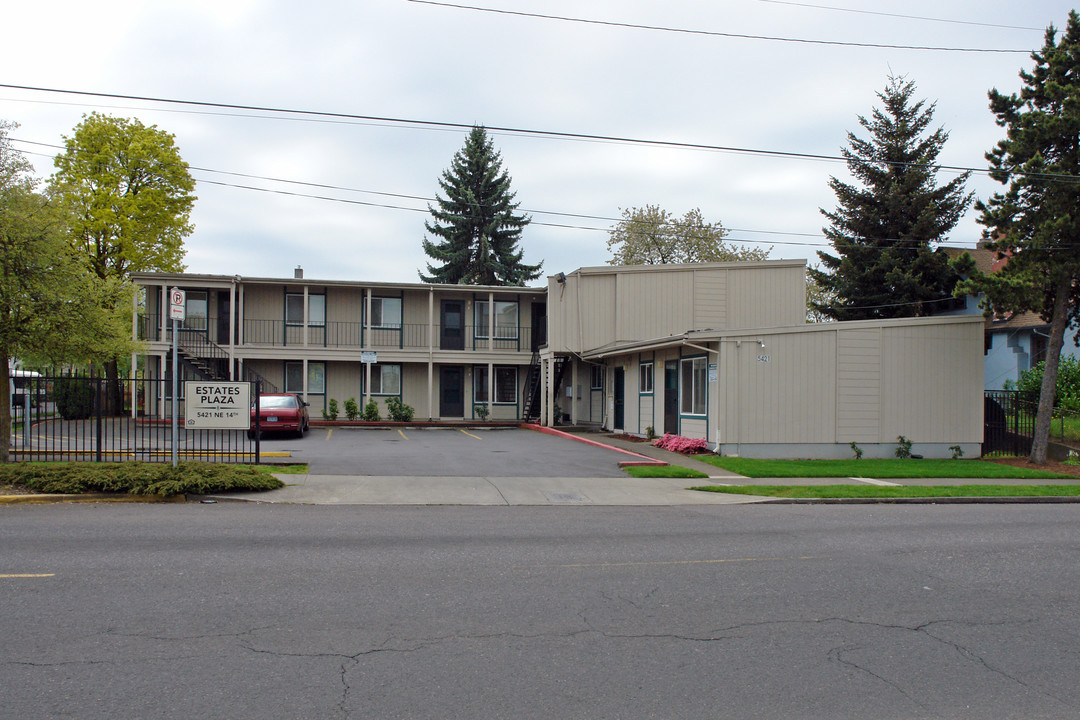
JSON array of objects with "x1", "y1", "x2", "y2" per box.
[
  {"x1": 954, "y1": 12, "x2": 1080, "y2": 464},
  {"x1": 605, "y1": 205, "x2": 769, "y2": 265},
  {"x1": 421, "y1": 126, "x2": 541, "y2": 285},
  {"x1": 49, "y1": 112, "x2": 195, "y2": 411},
  {"x1": 0, "y1": 121, "x2": 132, "y2": 459},
  {"x1": 810, "y1": 76, "x2": 973, "y2": 320}
]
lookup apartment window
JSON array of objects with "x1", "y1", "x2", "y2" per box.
[
  {"x1": 591, "y1": 365, "x2": 604, "y2": 390},
  {"x1": 183, "y1": 291, "x2": 208, "y2": 331},
  {"x1": 286, "y1": 293, "x2": 325, "y2": 326},
  {"x1": 285, "y1": 361, "x2": 325, "y2": 394},
  {"x1": 680, "y1": 357, "x2": 707, "y2": 416},
  {"x1": 370, "y1": 297, "x2": 402, "y2": 328},
  {"x1": 639, "y1": 361, "x2": 654, "y2": 394},
  {"x1": 474, "y1": 366, "x2": 518, "y2": 404},
  {"x1": 369, "y1": 364, "x2": 401, "y2": 395},
  {"x1": 474, "y1": 300, "x2": 519, "y2": 339}
]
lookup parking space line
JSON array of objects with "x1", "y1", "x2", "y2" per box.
[
  {"x1": 459, "y1": 429, "x2": 482, "y2": 440},
  {"x1": 397, "y1": 429, "x2": 408, "y2": 440},
  {"x1": 325, "y1": 428, "x2": 333, "y2": 440},
  {"x1": 0, "y1": 574, "x2": 55, "y2": 579}
]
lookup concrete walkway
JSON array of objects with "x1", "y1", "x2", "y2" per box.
[{"x1": 218, "y1": 473, "x2": 762, "y2": 505}]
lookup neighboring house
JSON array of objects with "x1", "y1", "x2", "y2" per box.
[
  {"x1": 131, "y1": 258, "x2": 984, "y2": 458},
  {"x1": 943, "y1": 245, "x2": 1079, "y2": 390}
]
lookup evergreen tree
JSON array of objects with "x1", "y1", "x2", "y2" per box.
[
  {"x1": 420, "y1": 126, "x2": 541, "y2": 285},
  {"x1": 954, "y1": 12, "x2": 1080, "y2": 464},
  {"x1": 810, "y1": 76, "x2": 973, "y2": 320}
]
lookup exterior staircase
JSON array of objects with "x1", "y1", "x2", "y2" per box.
[
  {"x1": 522, "y1": 354, "x2": 568, "y2": 422},
  {"x1": 175, "y1": 329, "x2": 279, "y2": 393}
]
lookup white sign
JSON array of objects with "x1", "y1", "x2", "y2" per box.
[
  {"x1": 360, "y1": 351, "x2": 377, "y2": 364},
  {"x1": 169, "y1": 287, "x2": 186, "y2": 321},
  {"x1": 184, "y1": 382, "x2": 251, "y2": 429},
  {"x1": 708, "y1": 362, "x2": 718, "y2": 383}
]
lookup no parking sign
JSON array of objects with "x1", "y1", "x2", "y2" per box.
[{"x1": 169, "y1": 287, "x2": 186, "y2": 321}]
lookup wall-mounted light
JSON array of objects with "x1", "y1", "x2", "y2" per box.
[
  {"x1": 555, "y1": 272, "x2": 566, "y2": 284},
  {"x1": 757, "y1": 339, "x2": 766, "y2": 349}
]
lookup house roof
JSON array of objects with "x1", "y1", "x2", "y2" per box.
[{"x1": 130, "y1": 271, "x2": 547, "y2": 295}]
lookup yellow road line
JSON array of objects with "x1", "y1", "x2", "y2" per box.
[
  {"x1": 0, "y1": 574, "x2": 54, "y2": 578},
  {"x1": 326, "y1": 428, "x2": 333, "y2": 440},
  {"x1": 397, "y1": 429, "x2": 408, "y2": 440},
  {"x1": 459, "y1": 429, "x2": 482, "y2": 440}
]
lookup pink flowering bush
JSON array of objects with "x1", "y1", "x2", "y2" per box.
[{"x1": 652, "y1": 433, "x2": 709, "y2": 454}]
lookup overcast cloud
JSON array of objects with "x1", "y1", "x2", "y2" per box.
[{"x1": 2, "y1": 1, "x2": 1074, "y2": 284}]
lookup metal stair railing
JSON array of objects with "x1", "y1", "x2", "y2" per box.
[{"x1": 175, "y1": 328, "x2": 279, "y2": 393}]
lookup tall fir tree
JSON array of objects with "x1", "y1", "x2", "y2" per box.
[
  {"x1": 954, "y1": 12, "x2": 1080, "y2": 464},
  {"x1": 421, "y1": 126, "x2": 541, "y2": 285},
  {"x1": 809, "y1": 76, "x2": 973, "y2": 321}
]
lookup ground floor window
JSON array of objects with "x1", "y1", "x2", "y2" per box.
[
  {"x1": 639, "y1": 361, "x2": 654, "y2": 394},
  {"x1": 591, "y1": 365, "x2": 604, "y2": 390},
  {"x1": 680, "y1": 356, "x2": 707, "y2": 416},
  {"x1": 370, "y1": 363, "x2": 401, "y2": 395},
  {"x1": 474, "y1": 366, "x2": 517, "y2": 404},
  {"x1": 285, "y1": 361, "x2": 326, "y2": 394}
]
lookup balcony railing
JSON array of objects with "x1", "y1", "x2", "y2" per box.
[{"x1": 140, "y1": 316, "x2": 540, "y2": 352}]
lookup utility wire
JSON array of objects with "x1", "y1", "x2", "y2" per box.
[
  {"x1": 4, "y1": 83, "x2": 1075, "y2": 182},
  {"x1": 406, "y1": 0, "x2": 1032, "y2": 53},
  {"x1": 12, "y1": 138, "x2": 979, "y2": 251},
  {"x1": 756, "y1": 0, "x2": 1045, "y2": 32}
]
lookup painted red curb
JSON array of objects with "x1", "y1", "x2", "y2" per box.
[{"x1": 520, "y1": 424, "x2": 667, "y2": 466}]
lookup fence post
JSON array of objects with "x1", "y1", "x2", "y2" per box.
[{"x1": 94, "y1": 373, "x2": 103, "y2": 463}]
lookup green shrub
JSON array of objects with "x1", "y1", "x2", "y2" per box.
[
  {"x1": 322, "y1": 398, "x2": 339, "y2": 421},
  {"x1": 362, "y1": 399, "x2": 380, "y2": 421},
  {"x1": 474, "y1": 404, "x2": 490, "y2": 421},
  {"x1": 53, "y1": 377, "x2": 96, "y2": 420},
  {"x1": 386, "y1": 396, "x2": 414, "y2": 422},
  {"x1": 1016, "y1": 356, "x2": 1080, "y2": 411},
  {"x1": 0, "y1": 462, "x2": 284, "y2": 497},
  {"x1": 850, "y1": 441, "x2": 863, "y2": 460},
  {"x1": 895, "y1": 435, "x2": 912, "y2": 459},
  {"x1": 344, "y1": 397, "x2": 360, "y2": 421}
]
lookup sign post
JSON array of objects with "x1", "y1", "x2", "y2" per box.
[{"x1": 169, "y1": 288, "x2": 185, "y2": 468}]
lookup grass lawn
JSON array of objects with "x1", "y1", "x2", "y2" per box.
[
  {"x1": 692, "y1": 484, "x2": 1080, "y2": 499},
  {"x1": 694, "y1": 456, "x2": 1074, "y2": 479},
  {"x1": 622, "y1": 464, "x2": 709, "y2": 479}
]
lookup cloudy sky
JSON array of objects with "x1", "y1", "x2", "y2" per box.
[{"x1": 2, "y1": 1, "x2": 1074, "y2": 284}]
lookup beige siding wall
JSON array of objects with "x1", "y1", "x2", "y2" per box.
[
  {"x1": 615, "y1": 273, "x2": 693, "y2": 342},
  {"x1": 243, "y1": 285, "x2": 281, "y2": 322},
  {"x1": 836, "y1": 328, "x2": 880, "y2": 444},
  {"x1": 718, "y1": 332, "x2": 836, "y2": 444},
  {"x1": 638, "y1": 394, "x2": 655, "y2": 435},
  {"x1": 726, "y1": 265, "x2": 806, "y2": 329},
  {"x1": 681, "y1": 417, "x2": 707, "y2": 440},
  {"x1": 327, "y1": 287, "x2": 364, "y2": 323},
  {"x1": 880, "y1": 322, "x2": 983, "y2": 443},
  {"x1": 693, "y1": 269, "x2": 727, "y2": 329}
]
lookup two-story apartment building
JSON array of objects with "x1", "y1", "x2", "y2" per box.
[
  {"x1": 132, "y1": 258, "x2": 985, "y2": 458},
  {"x1": 134, "y1": 267, "x2": 547, "y2": 422}
]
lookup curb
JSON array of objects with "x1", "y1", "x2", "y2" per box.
[
  {"x1": 521, "y1": 424, "x2": 667, "y2": 466},
  {"x1": 754, "y1": 496, "x2": 1080, "y2": 504},
  {"x1": 0, "y1": 493, "x2": 187, "y2": 505}
]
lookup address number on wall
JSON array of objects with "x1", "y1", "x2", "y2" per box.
[{"x1": 757, "y1": 355, "x2": 771, "y2": 363}]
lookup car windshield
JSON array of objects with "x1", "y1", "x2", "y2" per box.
[{"x1": 261, "y1": 395, "x2": 298, "y2": 409}]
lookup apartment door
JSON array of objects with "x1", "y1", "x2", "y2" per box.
[
  {"x1": 530, "y1": 302, "x2": 547, "y2": 351},
  {"x1": 440, "y1": 300, "x2": 465, "y2": 350},
  {"x1": 440, "y1": 365, "x2": 465, "y2": 417},
  {"x1": 216, "y1": 293, "x2": 231, "y2": 345},
  {"x1": 664, "y1": 366, "x2": 679, "y2": 435},
  {"x1": 613, "y1": 367, "x2": 625, "y2": 430}
]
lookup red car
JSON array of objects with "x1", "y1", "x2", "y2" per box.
[{"x1": 249, "y1": 393, "x2": 310, "y2": 439}]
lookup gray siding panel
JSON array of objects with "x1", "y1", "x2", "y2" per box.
[{"x1": 837, "y1": 328, "x2": 880, "y2": 443}]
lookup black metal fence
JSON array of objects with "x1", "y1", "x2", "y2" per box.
[
  {"x1": 7, "y1": 374, "x2": 260, "y2": 464},
  {"x1": 983, "y1": 390, "x2": 1036, "y2": 457}
]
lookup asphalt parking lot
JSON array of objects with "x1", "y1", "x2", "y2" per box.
[{"x1": 257, "y1": 426, "x2": 635, "y2": 477}]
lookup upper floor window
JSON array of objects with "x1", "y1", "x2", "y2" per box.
[
  {"x1": 286, "y1": 293, "x2": 325, "y2": 327},
  {"x1": 184, "y1": 291, "x2": 208, "y2": 331},
  {"x1": 370, "y1": 297, "x2": 402, "y2": 328},
  {"x1": 475, "y1": 300, "x2": 519, "y2": 339}
]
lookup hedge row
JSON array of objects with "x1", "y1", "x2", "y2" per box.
[{"x1": 0, "y1": 462, "x2": 285, "y2": 497}]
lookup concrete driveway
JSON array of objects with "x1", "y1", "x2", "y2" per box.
[{"x1": 234, "y1": 426, "x2": 754, "y2": 506}]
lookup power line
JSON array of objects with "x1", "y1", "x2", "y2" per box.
[
  {"x1": 5, "y1": 83, "x2": 1076, "y2": 182},
  {"x1": 12, "y1": 138, "x2": 978, "y2": 252},
  {"x1": 406, "y1": 0, "x2": 1032, "y2": 53},
  {"x1": 756, "y1": 0, "x2": 1045, "y2": 32}
]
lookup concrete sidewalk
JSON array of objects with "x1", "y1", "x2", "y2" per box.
[{"x1": 215, "y1": 473, "x2": 760, "y2": 505}]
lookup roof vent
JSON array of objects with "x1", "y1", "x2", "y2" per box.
[{"x1": 294, "y1": 266, "x2": 303, "y2": 279}]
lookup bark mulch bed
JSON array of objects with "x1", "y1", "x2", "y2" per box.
[{"x1": 987, "y1": 456, "x2": 1080, "y2": 479}]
